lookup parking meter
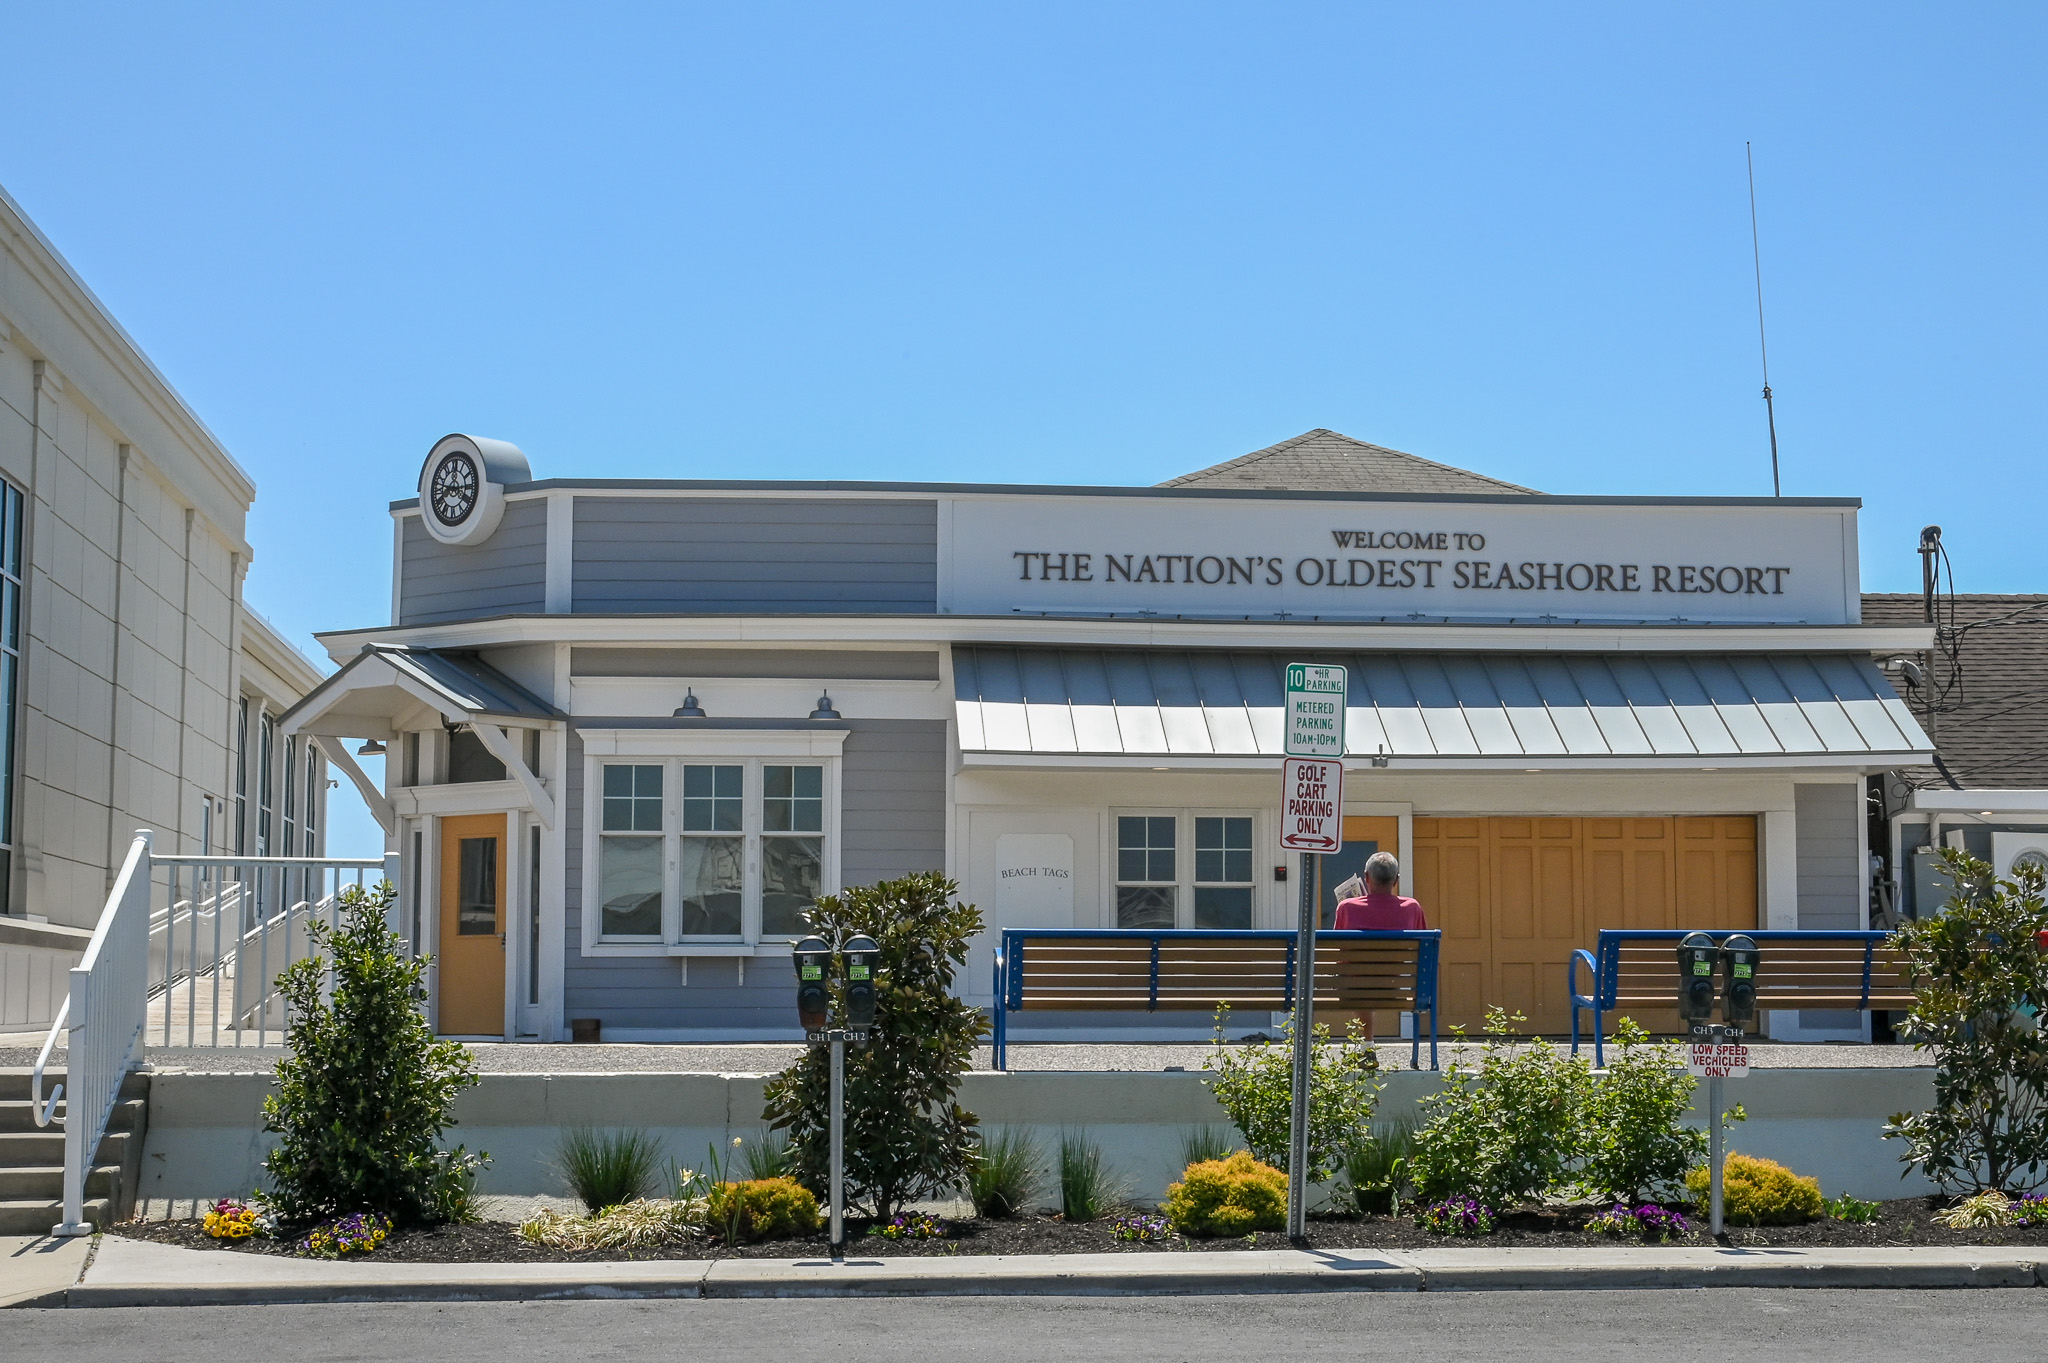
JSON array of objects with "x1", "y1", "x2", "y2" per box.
[
  {"x1": 795, "y1": 935, "x2": 831, "y2": 1035},
  {"x1": 1721, "y1": 934, "x2": 1759, "y2": 1032},
  {"x1": 843, "y1": 934, "x2": 879, "y2": 1035},
  {"x1": 1677, "y1": 931, "x2": 1719, "y2": 1028}
]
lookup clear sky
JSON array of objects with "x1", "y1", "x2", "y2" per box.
[{"x1": 4, "y1": 4, "x2": 2042, "y2": 855}]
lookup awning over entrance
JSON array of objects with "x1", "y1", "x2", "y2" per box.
[{"x1": 952, "y1": 647, "x2": 1932, "y2": 767}]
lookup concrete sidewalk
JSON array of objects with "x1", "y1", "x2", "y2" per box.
[
  {"x1": 12, "y1": 1234, "x2": 2044, "y2": 1306},
  {"x1": 1, "y1": 1236, "x2": 95, "y2": 1309}
]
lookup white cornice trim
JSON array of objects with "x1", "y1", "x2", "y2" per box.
[
  {"x1": 0, "y1": 184, "x2": 257, "y2": 506},
  {"x1": 1908, "y1": 789, "x2": 2048, "y2": 814},
  {"x1": 316, "y1": 613, "x2": 1935, "y2": 660},
  {"x1": 960, "y1": 750, "x2": 1928, "y2": 773}
]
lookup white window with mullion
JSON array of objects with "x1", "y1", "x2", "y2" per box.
[
  {"x1": 1113, "y1": 811, "x2": 1259, "y2": 930},
  {"x1": 1192, "y1": 814, "x2": 1256, "y2": 929},
  {"x1": 680, "y1": 761, "x2": 745, "y2": 939},
  {"x1": 759, "y1": 763, "x2": 825, "y2": 939},
  {"x1": 1114, "y1": 814, "x2": 1178, "y2": 929},
  {"x1": 598, "y1": 762, "x2": 665, "y2": 941}
]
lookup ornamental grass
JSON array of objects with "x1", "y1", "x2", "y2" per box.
[{"x1": 518, "y1": 1198, "x2": 704, "y2": 1251}]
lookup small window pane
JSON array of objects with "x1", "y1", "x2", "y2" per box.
[
  {"x1": 1115, "y1": 885, "x2": 1175, "y2": 929},
  {"x1": 458, "y1": 837, "x2": 499, "y2": 935},
  {"x1": 764, "y1": 765, "x2": 823, "y2": 833},
  {"x1": 762, "y1": 835, "x2": 822, "y2": 937},
  {"x1": 683, "y1": 764, "x2": 743, "y2": 832},
  {"x1": 679, "y1": 836, "x2": 744, "y2": 936},
  {"x1": 1117, "y1": 816, "x2": 1175, "y2": 884},
  {"x1": 599, "y1": 835, "x2": 663, "y2": 937},
  {"x1": 1195, "y1": 817, "x2": 1253, "y2": 885},
  {"x1": 602, "y1": 764, "x2": 663, "y2": 832},
  {"x1": 1194, "y1": 887, "x2": 1253, "y2": 930}
]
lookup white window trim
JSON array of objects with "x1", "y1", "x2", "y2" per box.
[
  {"x1": 1110, "y1": 808, "x2": 1262, "y2": 930},
  {"x1": 580, "y1": 728, "x2": 847, "y2": 957}
]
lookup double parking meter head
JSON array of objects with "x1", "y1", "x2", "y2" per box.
[
  {"x1": 1677, "y1": 931, "x2": 1719, "y2": 1027},
  {"x1": 842, "y1": 934, "x2": 879, "y2": 1034},
  {"x1": 1721, "y1": 934, "x2": 1759, "y2": 1031},
  {"x1": 794, "y1": 935, "x2": 831, "y2": 1034}
]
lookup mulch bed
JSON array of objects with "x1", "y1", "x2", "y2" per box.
[{"x1": 112, "y1": 1197, "x2": 2048, "y2": 1264}]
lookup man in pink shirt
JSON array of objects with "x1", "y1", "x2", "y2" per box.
[{"x1": 1334, "y1": 852, "x2": 1428, "y2": 931}]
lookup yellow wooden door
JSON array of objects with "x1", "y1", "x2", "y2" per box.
[
  {"x1": 438, "y1": 814, "x2": 507, "y2": 1037},
  {"x1": 1413, "y1": 814, "x2": 1759, "y2": 1036},
  {"x1": 1411, "y1": 817, "x2": 1489, "y2": 1029}
]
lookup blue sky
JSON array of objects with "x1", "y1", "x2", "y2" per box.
[{"x1": 4, "y1": 4, "x2": 2042, "y2": 853}]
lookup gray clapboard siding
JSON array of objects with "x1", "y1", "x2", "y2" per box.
[
  {"x1": 561, "y1": 718, "x2": 948, "y2": 1032},
  {"x1": 571, "y1": 648, "x2": 941, "y2": 681},
  {"x1": 1794, "y1": 783, "x2": 1862, "y2": 930},
  {"x1": 398, "y1": 499, "x2": 549, "y2": 625},
  {"x1": 571, "y1": 497, "x2": 937, "y2": 614}
]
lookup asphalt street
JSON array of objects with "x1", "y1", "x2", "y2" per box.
[{"x1": 16, "y1": 1289, "x2": 2048, "y2": 1362}]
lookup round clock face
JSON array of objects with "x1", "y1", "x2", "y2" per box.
[
  {"x1": 429, "y1": 452, "x2": 480, "y2": 526},
  {"x1": 2016, "y1": 849, "x2": 2048, "y2": 876}
]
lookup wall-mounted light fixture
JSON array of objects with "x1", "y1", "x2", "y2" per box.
[
  {"x1": 809, "y1": 691, "x2": 841, "y2": 721},
  {"x1": 673, "y1": 689, "x2": 706, "y2": 718},
  {"x1": 357, "y1": 739, "x2": 387, "y2": 756}
]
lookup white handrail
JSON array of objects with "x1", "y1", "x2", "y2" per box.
[
  {"x1": 49, "y1": 830, "x2": 154, "y2": 1236},
  {"x1": 30, "y1": 995, "x2": 66, "y2": 1127}
]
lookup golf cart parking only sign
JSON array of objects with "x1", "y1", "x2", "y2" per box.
[
  {"x1": 1283, "y1": 664, "x2": 1347, "y2": 758},
  {"x1": 1281, "y1": 757, "x2": 1343, "y2": 853}
]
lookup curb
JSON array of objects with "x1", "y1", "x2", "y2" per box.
[{"x1": 34, "y1": 1248, "x2": 2048, "y2": 1306}]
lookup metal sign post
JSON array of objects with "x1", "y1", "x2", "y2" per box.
[
  {"x1": 829, "y1": 1033, "x2": 846, "y2": 1256},
  {"x1": 1688, "y1": 1026, "x2": 1750, "y2": 1236},
  {"x1": 1281, "y1": 664, "x2": 1346, "y2": 1243}
]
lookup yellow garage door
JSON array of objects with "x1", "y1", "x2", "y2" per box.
[{"x1": 1411, "y1": 815, "x2": 1757, "y2": 1035}]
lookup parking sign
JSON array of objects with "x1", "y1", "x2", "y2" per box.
[
  {"x1": 1280, "y1": 757, "x2": 1344, "y2": 853},
  {"x1": 1284, "y1": 664, "x2": 1347, "y2": 758}
]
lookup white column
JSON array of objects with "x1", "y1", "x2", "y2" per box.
[
  {"x1": 1762, "y1": 805, "x2": 1798, "y2": 931},
  {"x1": 544, "y1": 492, "x2": 574, "y2": 613}
]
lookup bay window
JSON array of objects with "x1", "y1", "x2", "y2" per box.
[{"x1": 580, "y1": 731, "x2": 842, "y2": 954}]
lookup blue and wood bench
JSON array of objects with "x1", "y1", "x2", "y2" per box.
[
  {"x1": 1569, "y1": 929, "x2": 1913, "y2": 1065},
  {"x1": 991, "y1": 928, "x2": 1441, "y2": 1070}
]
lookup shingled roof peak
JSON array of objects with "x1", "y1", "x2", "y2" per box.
[{"x1": 1160, "y1": 428, "x2": 1539, "y2": 496}]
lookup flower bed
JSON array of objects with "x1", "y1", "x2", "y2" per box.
[{"x1": 112, "y1": 1195, "x2": 2048, "y2": 1264}]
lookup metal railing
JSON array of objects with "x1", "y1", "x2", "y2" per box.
[
  {"x1": 35, "y1": 832, "x2": 154, "y2": 1235},
  {"x1": 148, "y1": 852, "x2": 394, "y2": 1049},
  {"x1": 32, "y1": 831, "x2": 396, "y2": 1235}
]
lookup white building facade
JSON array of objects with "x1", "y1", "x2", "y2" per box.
[{"x1": 0, "y1": 185, "x2": 325, "y2": 1031}]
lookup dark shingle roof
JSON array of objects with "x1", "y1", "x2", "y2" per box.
[
  {"x1": 1864, "y1": 593, "x2": 2048, "y2": 790},
  {"x1": 1160, "y1": 428, "x2": 1540, "y2": 495}
]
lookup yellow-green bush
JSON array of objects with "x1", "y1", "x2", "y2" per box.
[
  {"x1": 706, "y1": 1177, "x2": 821, "y2": 1242},
  {"x1": 1163, "y1": 1152, "x2": 1287, "y2": 1237},
  {"x1": 1684, "y1": 1154, "x2": 1823, "y2": 1226}
]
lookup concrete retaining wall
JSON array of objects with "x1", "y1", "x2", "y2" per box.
[{"x1": 136, "y1": 1066, "x2": 1937, "y2": 1219}]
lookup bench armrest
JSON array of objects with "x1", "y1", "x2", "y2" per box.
[{"x1": 1569, "y1": 948, "x2": 1599, "y2": 1007}]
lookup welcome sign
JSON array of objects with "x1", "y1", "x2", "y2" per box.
[{"x1": 941, "y1": 493, "x2": 1861, "y2": 625}]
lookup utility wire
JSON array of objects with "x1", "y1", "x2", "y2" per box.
[{"x1": 1747, "y1": 143, "x2": 1781, "y2": 497}]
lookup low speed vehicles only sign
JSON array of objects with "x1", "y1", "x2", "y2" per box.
[
  {"x1": 1281, "y1": 757, "x2": 1343, "y2": 853},
  {"x1": 1687, "y1": 1042, "x2": 1750, "y2": 1078}
]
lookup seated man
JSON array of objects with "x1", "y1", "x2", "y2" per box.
[
  {"x1": 1334, "y1": 851, "x2": 1427, "y2": 930},
  {"x1": 1332, "y1": 852, "x2": 1427, "y2": 1049}
]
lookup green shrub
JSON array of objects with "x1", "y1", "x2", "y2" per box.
[
  {"x1": 1579, "y1": 1019, "x2": 1708, "y2": 1204},
  {"x1": 1826, "y1": 1193, "x2": 1881, "y2": 1224},
  {"x1": 1344, "y1": 1118, "x2": 1416, "y2": 1215},
  {"x1": 968, "y1": 1127, "x2": 1042, "y2": 1218},
  {"x1": 1178, "y1": 1124, "x2": 1239, "y2": 1169},
  {"x1": 1201, "y1": 1006, "x2": 1380, "y2": 1182},
  {"x1": 1684, "y1": 1153, "x2": 1823, "y2": 1225},
  {"x1": 556, "y1": 1128, "x2": 665, "y2": 1212},
  {"x1": 1409, "y1": 1008, "x2": 1591, "y2": 1210},
  {"x1": 1164, "y1": 1152, "x2": 1287, "y2": 1236},
  {"x1": 706, "y1": 1177, "x2": 822, "y2": 1243},
  {"x1": 1057, "y1": 1130, "x2": 1127, "y2": 1222},
  {"x1": 762, "y1": 873, "x2": 986, "y2": 1220},
  {"x1": 262, "y1": 883, "x2": 485, "y2": 1224},
  {"x1": 1884, "y1": 850, "x2": 2048, "y2": 1194}
]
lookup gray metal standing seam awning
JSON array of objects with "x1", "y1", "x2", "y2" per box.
[{"x1": 951, "y1": 647, "x2": 1932, "y2": 766}]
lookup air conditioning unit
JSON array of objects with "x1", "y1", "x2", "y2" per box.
[{"x1": 1991, "y1": 831, "x2": 2048, "y2": 879}]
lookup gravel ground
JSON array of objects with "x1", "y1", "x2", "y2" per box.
[
  {"x1": 0, "y1": 1039, "x2": 1934, "y2": 1073},
  {"x1": 111, "y1": 1195, "x2": 2038, "y2": 1262}
]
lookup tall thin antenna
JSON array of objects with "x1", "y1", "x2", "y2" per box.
[{"x1": 1746, "y1": 142, "x2": 1781, "y2": 497}]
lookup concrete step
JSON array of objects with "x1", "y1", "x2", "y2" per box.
[
  {"x1": 0, "y1": 1068, "x2": 150, "y2": 1103},
  {"x1": 0, "y1": 1127, "x2": 132, "y2": 1167},
  {"x1": 0, "y1": 1164, "x2": 120, "y2": 1199},
  {"x1": 0, "y1": 1095, "x2": 146, "y2": 1133},
  {"x1": 0, "y1": 1196, "x2": 112, "y2": 1236}
]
